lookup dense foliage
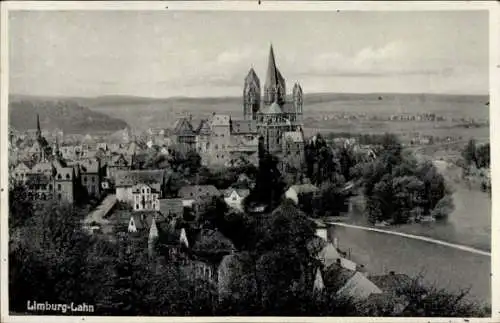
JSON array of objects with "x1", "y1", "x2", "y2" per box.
[
  {"x1": 8, "y1": 182, "x2": 487, "y2": 316},
  {"x1": 462, "y1": 139, "x2": 490, "y2": 169},
  {"x1": 356, "y1": 134, "x2": 453, "y2": 224}
]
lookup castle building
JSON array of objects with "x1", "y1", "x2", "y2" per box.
[{"x1": 243, "y1": 45, "x2": 304, "y2": 153}]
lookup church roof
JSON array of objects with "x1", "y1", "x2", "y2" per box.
[
  {"x1": 173, "y1": 117, "x2": 196, "y2": 136},
  {"x1": 231, "y1": 120, "x2": 258, "y2": 134},
  {"x1": 245, "y1": 68, "x2": 260, "y2": 88},
  {"x1": 261, "y1": 102, "x2": 283, "y2": 114},
  {"x1": 114, "y1": 169, "x2": 166, "y2": 187},
  {"x1": 211, "y1": 114, "x2": 231, "y2": 127},
  {"x1": 196, "y1": 119, "x2": 212, "y2": 136}
]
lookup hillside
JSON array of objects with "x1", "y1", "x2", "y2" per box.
[
  {"x1": 9, "y1": 93, "x2": 489, "y2": 138},
  {"x1": 74, "y1": 93, "x2": 489, "y2": 131},
  {"x1": 9, "y1": 96, "x2": 129, "y2": 134}
]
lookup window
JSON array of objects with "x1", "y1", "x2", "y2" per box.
[
  {"x1": 83, "y1": 177, "x2": 87, "y2": 183},
  {"x1": 92, "y1": 177, "x2": 95, "y2": 183},
  {"x1": 66, "y1": 174, "x2": 70, "y2": 179},
  {"x1": 58, "y1": 193, "x2": 62, "y2": 200},
  {"x1": 58, "y1": 184, "x2": 62, "y2": 191},
  {"x1": 48, "y1": 184, "x2": 52, "y2": 190}
]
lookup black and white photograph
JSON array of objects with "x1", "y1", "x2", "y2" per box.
[{"x1": 1, "y1": 1, "x2": 498, "y2": 320}]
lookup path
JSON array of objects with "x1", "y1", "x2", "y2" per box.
[{"x1": 82, "y1": 194, "x2": 116, "y2": 234}]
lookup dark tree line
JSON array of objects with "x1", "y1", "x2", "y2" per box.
[
  {"x1": 358, "y1": 134, "x2": 453, "y2": 224},
  {"x1": 462, "y1": 139, "x2": 490, "y2": 169}
]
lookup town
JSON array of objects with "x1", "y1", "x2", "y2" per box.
[{"x1": 8, "y1": 45, "x2": 490, "y2": 317}]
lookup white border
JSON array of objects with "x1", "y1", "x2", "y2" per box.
[{"x1": 1, "y1": 1, "x2": 498, "y2": 323}]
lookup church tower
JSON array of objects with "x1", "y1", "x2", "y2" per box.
[
  {"x1": 243, "y1": 68, "x2": 261, "y2": 120},
  {"x1": 263, "y1": 44, "x2": 286, "y2": 106},
  {"x1": 292, "y1": 83, "x2": 303, "y2": 124},
  {"x1": 36, "y1": 114, "x2": 42, "y2": 139}
]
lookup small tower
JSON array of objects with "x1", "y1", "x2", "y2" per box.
[
  {"x1": 293, "y1": 83, "x2": 303, "y2": 124},
  {"x1": 243, "y1": 67, "x2": 261, "y2": 120},
  {"x1": 148, "y1": 216, "x2": 159, "y2": 258}
]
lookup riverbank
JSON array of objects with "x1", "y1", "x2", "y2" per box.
[
  {"x1": 327, "y1": 224, "x2": 491, "y2": 304},
  {"x1": 332, "y1": 157, "x2": 491, "y2": 251}
]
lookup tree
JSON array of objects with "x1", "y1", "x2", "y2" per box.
[
  {"x1": 475, "y1": 143, "x2": 490, "y2": 169},
  {"x1": 462, "y1": 139, "x2": 477, "y2": 167}
]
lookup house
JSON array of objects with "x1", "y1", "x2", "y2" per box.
[
  {"x1": 178, "y1": 185, "x2": 221, "y2": 209},
  {"x1": 107, "y1": 153, "x2": 132, "y2": 179},
  {"x1": 159, "y1": 198, "x2": 184, "y2": 221},
  {"x1": 285, "y1": 183, "x2": 319, "y2": 205},
  {"x1": 115, "y1": 169, "x2": 166, "y2": 204},
  {"x1": 12, "y1": 162, "x2": 32, "y2": 184},
  {"x1": 131, "y1": 183, "x2": 160, "y2": 212},
  {"x1": 25, "y1": 173, "x2": 53, "y2": 200},
  {"x1": 53, "y1": 159, "x2": 79, "y2": 203},
  {"x1": 337, "y1": 271, "x2": 383, "y2": 300},
  {"x1": 223, "y1": 188, "x2": 250, "y2": 212},
  {"x1": 173, "y1": 117, "x2": 197, "y2": 153},
  {"x1": 366, "y1": 272, "x2": 415, "y2": 315},
  {"x1": 78, "y1": 158, "x2": 102, "y2": 198}
]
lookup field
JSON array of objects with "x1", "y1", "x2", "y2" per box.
[{"x1": 80, "y1": 93, "x2": 490, "y2": 143}]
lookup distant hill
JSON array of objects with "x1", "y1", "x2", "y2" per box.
[
  {"x1": 10, "y1": 92, "x2": 489, "y2": 132},
  {"x1": 9, "y1": 95, "x2": 129, "y2": 134}
]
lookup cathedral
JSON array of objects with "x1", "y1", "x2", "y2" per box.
[
  {"x1": 243, "y1": 44, "x2": 304, "y2": 153},
  {"x1": 173, "y1": 44, "x2": 306, "y2": 170}
]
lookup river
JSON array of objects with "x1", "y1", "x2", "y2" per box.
[
  {"x1": 328, "y1": 224, "x2": 491, "y2": 304},
  {"x1": 327, "y1": 176, "x2": 492, "y2": 304}
]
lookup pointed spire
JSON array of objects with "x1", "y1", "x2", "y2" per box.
[
  {"x1": 313, "y1": 268, "x2": 325, "y2": 293},
  {"x1": 180, "y1": 228, "x2": 189, "y2": 248},
  {"x1": 36, "y1": 114, "x2": 41, "y2": 138},
  {"x1": 148, "y1": 216, "x2": 159, "y2": 241},
  {"x1": 265, "y1": 43, "x2": 278, "y2": 88}
]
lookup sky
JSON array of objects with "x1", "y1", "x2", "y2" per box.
[{"x1": 9, "y1": 10, "x2": 489, "y2": 98}]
